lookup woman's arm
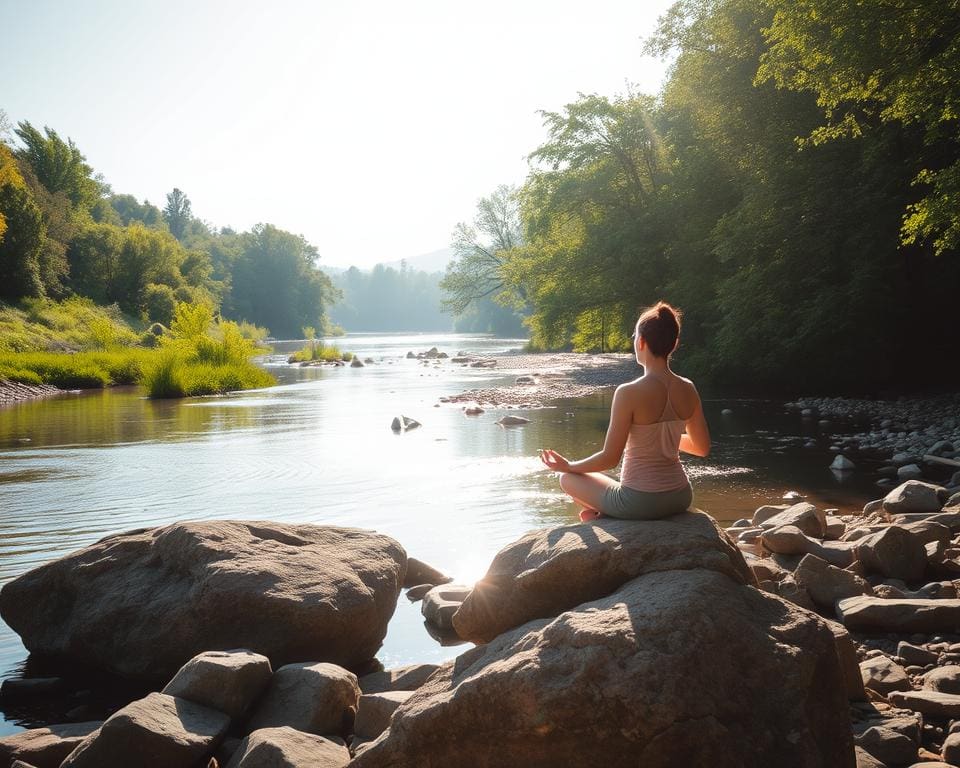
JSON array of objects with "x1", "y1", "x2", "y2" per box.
[
  {"x1": 541, "y1": 386, "x2": 634, "y2": 474},
  {"x1": 679, "y1": 389, "x2": 711, "y2": 457}
]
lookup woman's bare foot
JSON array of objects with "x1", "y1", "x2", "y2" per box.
[{"x1": 579, "y1": 508, "x2": 603, "y2": 522}]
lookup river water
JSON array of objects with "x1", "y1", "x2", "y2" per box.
[{"x1": 0, "y1": 332, "x2": 885, "y2": 733}]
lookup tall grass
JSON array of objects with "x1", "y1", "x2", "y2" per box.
[
  {"x1": 141, "y1": 303, "x2": 275, "y2": 398},
  {"x1": 0, "y1": 297, "x2": 141, "y2": 353},
  {"x1": 0, "y1": 350, "x2": 151, "y2": 388},
  {"x1": 288, "y1": 328, "x2": 353, "y2": 363}
]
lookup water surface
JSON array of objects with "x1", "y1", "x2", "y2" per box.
[{"x1": 0, "y1": 333, "x2": 882, "y2": 732}]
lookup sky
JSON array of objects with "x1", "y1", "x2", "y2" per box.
[{"x1": 1, "y1": 0, "x2": 675, "y2": 269}]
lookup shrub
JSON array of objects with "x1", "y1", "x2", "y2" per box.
[{"x1": 144, "y1": 284, "x2": 177, "y2": 326}]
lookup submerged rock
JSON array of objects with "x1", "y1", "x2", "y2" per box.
[
  {"x1": 0, "y1": 521, "x2": 406, "y2": 680},
  {"x1": 352, "y1": 569, "x2": 855, "y2": 768}
]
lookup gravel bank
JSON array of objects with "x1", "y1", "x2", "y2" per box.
[{"x1": 0, "y1": 380, "x2": 62, "y2": 406}]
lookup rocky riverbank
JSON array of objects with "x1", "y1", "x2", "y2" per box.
[{"x1": 0, "y1": 380, "x2": 62, "y2": 406}]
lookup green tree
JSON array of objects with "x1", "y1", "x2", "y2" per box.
[
  {"x1": 163, "y1": 188, "x2": 192, "y2": 241},
  {"x1": 0, "y1": 144, "x2": 45, "y2": 300},
  {"x1": 13, "y1": 122, "x2": 103, "y2": 210},
  {"x1": 440, "y1": 185, "x2": 523, "y2": 314}
]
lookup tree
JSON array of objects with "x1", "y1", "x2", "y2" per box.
[
  {"x1": 756, "y1": 0, "x2": 960, "y2": 255},
  {"x1": 163, "y1": 188, "x2": 192, "y2": 241},
  {"x1": 0, "y1": 144, "x2": 45, "y2": 300},
  {"x1": 440, "y1": 185, "x2": 523, "y2": 314},
  {"x1": 110, "y1": 194, "x2": 163, "y2": 227},
  {"x1": 13, "y1": 122, "x2": 102, "y2": 210}
]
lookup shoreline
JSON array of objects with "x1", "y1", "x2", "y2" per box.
[{"x1": 0, "y1": 380, "x2": 64, "y2": 406}]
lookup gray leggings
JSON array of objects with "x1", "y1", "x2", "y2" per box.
[{"x1": 600, "y1": 482, "x2": 693, "y2": 520}]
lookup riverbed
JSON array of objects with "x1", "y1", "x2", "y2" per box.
[{"x1": 0, "y1": 332, "x2": 886, "y2": 733}]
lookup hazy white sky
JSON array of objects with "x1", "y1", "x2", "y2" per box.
[{"x1": 2, "y1": 0, "x2": 674, "y2": 268}]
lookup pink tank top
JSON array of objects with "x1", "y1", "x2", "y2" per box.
[{"x1": 620, "y1": 378, "x2": 689, "y2": 493}]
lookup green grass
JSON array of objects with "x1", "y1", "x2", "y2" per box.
[
  {"x1": 0, "y1": 297, "x2": 142, "y2": 352},
  {"x1": 288, "y1": 341, "x2": 352, "y2": 363},
  {"x1": 142, "y1": 351, "x2": 275, "y2": 398},
  {"x1": 0, "y1": 349, "x2": 151, "y2": 388}
]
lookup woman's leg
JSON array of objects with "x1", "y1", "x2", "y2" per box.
[{"x1": 558, "y1": 472, "x2": 618, "y2": 519}]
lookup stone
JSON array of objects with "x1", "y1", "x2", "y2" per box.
[
  {"x1": 854, "y1": 726, "x2": 918, "y2": 766},
  {"x1": 863, "y1": 499, "x2": 885, "y2": 515},
  {"x1": 897, "y1": 642, "x2": 938, "y2": 667},
  {"x1": 403, "y1": 558, "x2": 452, "y2": 588},
  {"x1": 226, "y1": 727, "x2": 350, "y2": 768},
  {"x1": 900, "y1": 520, "x2": 952, "y2": 545},
  {"x1": 350, "y1": 357, "x2": 364, "y2": 367},
  {"x1": 0, "y1": 678, "x2": 63, "y2": 699},
  {"x1": 752, "y1": 504, "x2": 790, "y2": 526},
  {"x1": 883, "y1": 481, "x2": 946, "y2": 514},
  {"x1": 422, "y1": 584, "x2": 472, "y2": 631},
  {"x1": 358, "y1": 664, "x2": 440, "y2": 695},
  {"x1": 794, "y1": 554, "x2": 872, "y2": 609},
  {"x1": 773, "y1": 575, "x2": 816, "y2": 611},
  {"x1": 758, "y1": 502, "x2": 826, "y2": 537},
  {"x1": 825, "y1": 517, "x2": 847, "y2": 540},
  {"x1": 0, "y1": 722, "x2": 101, "y2": 768},
  {"x1": 390, "y1": 415, "x2": 420, "y2": 431},
  {"x1": 924, "y1": 666, "x2": 960, "y2": 694},
  {"x1": 729, "y1": 518, "x2": 752, "y2": 528},
  {"x1": 832, "y1": 455, "x2": 856, "y2": 471},
  {"x1": 838, "y1": 596, "x2": 960, "y2": 634},
  {"x1": 246, "y1": 662, "x2": 359, "y2": 737},
  {"x1": 898, "y1": 464, "x2": 924, "y2": 481},
  {"x1": 162, "y1": 649, "x2": 272, "y2": 721},
  {"x1": 354, "y1": 692, "x2": 414, "y2": 740},
  {"x1": 888, "y1": 690, "x2": 960, "y2": 718},
  {"x1": 856, "y1": 526, "x2": 928, "y2": 582},
  {"x1": 452, "y1": 512, "x2": 753, "y2": 643},
  {"x1": 463, "y1": 406, "x2": 484, "y2": 416},
  {"x1": 60, "y1": 692, "x2": 229, "y2": 768},
  {"x1": 854, "y1": 746, "x2": 886, "y2": 768},
  {"x1": 942, "y1": 731, "x2": 960, "y2": 764},
  {"x1": 405, "y1": 584, "x2": 432, "y2": 601},
  {"x1": 0, "y1": 521, "x2": 405, "y2": 680},
  {"x1": 860, "y1": 655, "x2": 911, "y2": 695},
  {"x1": 496, "y1": 415, "x2": 529, "y2": 426},
  {"x1": 760, "y1": 525, "x2": 856, "y2": 567},
  {"x1": 825, "y1": 618, "x2": 867, "y2": 701},
  {"x1": 351, "y1": 570, "x2": 855, "y2": 768}
]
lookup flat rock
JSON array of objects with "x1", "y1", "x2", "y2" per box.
[
  {"x1": 854, "y1": 746, "x2": 886, "y2": 768},
  {"x1": 897, "y1": 642, "x2": 937, "y2": 667},
  {"x1": 759, "y1": 502, "x2": 826, "y2": 537},
  {"x1": 226, "y1": 727, "x2": 350, "y2": 768},
  {"x1": 246, "y1": 662, "x2": 359, "y2": 737},
  {"x1": 162, "y1": 649, "x2": 272, "y2": 720},
  {"x1": 0, "y1": 722, "x2": 101, "y2": 768},
  {"x1": 860, "y1": 655, "x2": 911, "y2": 695},
  {"x1": 358, "y1": 664, "x2": 440, "y2": 695},
  {"x1": 354, "y1": 691, "x2": 414, "y2": 740},
  {"x1": 60, "y1": 692, "x2": 229, "y2": 768},
  {"x1": 883, "y1": 481, "x2": 946, "y2": 514},
  {"x1": 854, "y1": 725, "x2": 918, "y2": 766},
  {"x1": 752, "y1": 504, "x2": 790, "y2": 526},
  {"x1": 837, "y1": 596, "x2": 960, "y2": 634},
  {"x1": 760, "y1": 525, "x2": 856, "y2": 567},
  {"x1": 351, "y1": 569, "x2": 855, "y2": 768},
  {"x1": 899, "y1": 520, "x2": 952, "y2": 545},
  {"x1": 794, "y1": 554, "x2": 872, "y2": 609},
  {"x1": 422, "y1": 585, "x2": 472, "y2": 631},
  {"x1": 402, "y1": 558, "x2": 452, "y2": 588},
  {"x1": 888, "y1": 689, "x2": 960, "y2": 718},
  {"x1": 0, "y1": 521, "x2": 406, "y2": 680},
  {"x1": 452, "y1": 511, "x2": 753, "y2": 643}
]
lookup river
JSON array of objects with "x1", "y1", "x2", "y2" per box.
[{"x1": 0, "y1": 332, "x2": 885, "y2": 733}]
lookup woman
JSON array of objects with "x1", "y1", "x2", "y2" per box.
[{"x1": 540, "y1": 301, "x2": 710, "y2": 522}]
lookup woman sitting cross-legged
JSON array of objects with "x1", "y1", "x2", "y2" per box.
[{"x1": 540, "y1": 301, "x2": 711, "y2": 522}]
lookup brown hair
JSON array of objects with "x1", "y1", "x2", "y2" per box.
[{"x1": 636, "y1": 301, "x2": 682, "y2": 358}]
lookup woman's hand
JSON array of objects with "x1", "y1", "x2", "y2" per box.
[{"x1": 539, "y1": 448, "x2": 572, "y2": 473}]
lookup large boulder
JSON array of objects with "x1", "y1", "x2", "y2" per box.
[
  {"x1": 60, "y1": 692, "x2": 229, "y2": 768},
  {"x1": 856, "y1": 527, "x2": 929, "y2": 582},
  {"x1": 793, "y1": 554, "x2": 873, "y2": 609},
  {"x1": 758, "y1": 502, "x2": 826, "y2": 537},
  {"x1": 352, "y1": 569, "x2": 855, "y2": 768},
  {"x1": 452, "y1": 511, "x2": 752, "y2": 643},
  {"x1": 837, "y1": 596, "x2": 960, "y2": 633},
  {"x1": 0, "y1": 521, "x2": 406, "y2": 680}
]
